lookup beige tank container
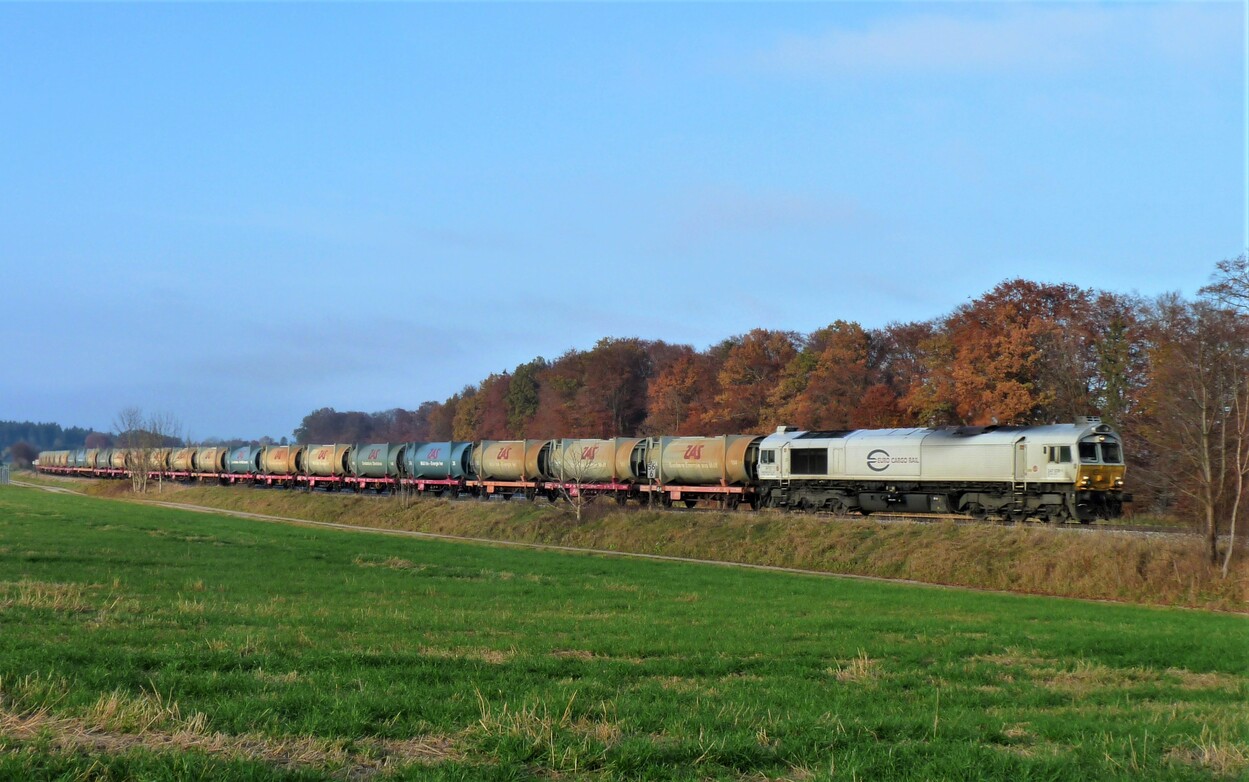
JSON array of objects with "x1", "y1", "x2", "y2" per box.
[
  {"x1": 260, "y1": 445, "x2": 305, "y2": 475},
  {"x1": 473, "y1": 440, "x2": 556, "y2": 481},
  {"x1": 110, "y1": 450, "x2": 128, "y2": 469},
  {"x1": 305, "y1": 444, "x2": 352, "y2": 476},
  {"x1": 170, "y1": 448, "x2": 196, "y2": 471},
  {"x1": 650, "y1": 435, "x2": 762, "y2": 485},
  {"x1": 193, "y1": 447, "x2": 229, "y2": 473},
  {"x1": 148, "y1": 448, "x2": 172, "y2": 471},
  {"x1": 85, "y1": 449, "x2": 100, "y2": 469},
  {"x1": 549, "y1": 438, "x2": 648, "y2": 482}
]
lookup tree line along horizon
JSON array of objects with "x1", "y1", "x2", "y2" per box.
[{"x1": 8, "y1": 262, "x2": 1249, "y2": 534}]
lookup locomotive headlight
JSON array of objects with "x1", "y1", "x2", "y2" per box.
[
  {"x1": 1114, "y1": 477, "x2": 1124, "y2": 487},
  {"x1": 1080, "y1": 475, "x2": 1092, "y2": 487}
]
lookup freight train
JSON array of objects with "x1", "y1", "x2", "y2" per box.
[{"x1": 36, "y1": 417, "x2": 1127, "y2": 522}]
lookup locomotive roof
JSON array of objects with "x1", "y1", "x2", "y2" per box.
[{"x1": 761, "y1": 421, "x2": 1117, "y2": 447}]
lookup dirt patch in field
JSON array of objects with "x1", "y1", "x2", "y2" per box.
[
  {"x1": 0, "y1": 703, "x2": 458, "y2": 779},
  {"x1": 420, "y1": 645, "x2": 515, "y2": 665}
]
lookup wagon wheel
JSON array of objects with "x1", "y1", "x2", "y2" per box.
[{"x1": 683, "y1": 499, "x2": 697, "y2": 509}]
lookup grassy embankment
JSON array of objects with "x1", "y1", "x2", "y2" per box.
[
  {"x1": 35, "y1": 472, "x2": 1249, "y2": 613},
  {"x1": 0, "y1": 484, "x2": 1246, "y2": 780}
]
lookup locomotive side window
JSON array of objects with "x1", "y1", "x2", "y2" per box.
[
  {"x1": 1047, "y1": 446, "x2": 1072, "y2": 464},
  {"x1": 1079, "y1": 442, "x2": 1099, "y2": 463},
  {"x1": 1101, "y1": 442, "x2": 1122, "y2": 464},
  {"x1": 760, "y1": 450, "x2": 776, "y2": 465},
  {"x1": 790, "y1": 448, "x2": 828, "y2": 475}
]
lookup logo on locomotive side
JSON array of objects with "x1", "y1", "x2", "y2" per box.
[
  {"x1": 683, "y1": 444, "x2": 704, "y2": 460},
  {"x1": 867, "y1": 449, "x2": 891, "y2": 472},
  {"x1": 866, "y1": 449, "x2": 919, "y2": 472}
]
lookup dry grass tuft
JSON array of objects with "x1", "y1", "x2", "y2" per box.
[
  {"x1": 0, "y1": 693, "x2": 458, "y2": 777},
  {"x1": 830, "y1": 649, "x2": 877, "y2": 682},
  {"x1": 0, "y1": 580, "x2": 95, "y2": 613},
  {"x1": 472, "y1": 689, "x2": 616, "y2": 771},
  {"x1": 86, "y1": 687, "x2": 208, "y2": 734},
  {"x1": 551, "y1": 649, "x2": 597, "y2": 661},
  {"x1": 420, "y1": 646, "x2": 514, "y2": 664},
  {"x1": 1164, "y1": 668, "x2": 1245, "y2": 692},
  {"x1": 353, "y1": 555, "x2": 420, "y2": 571},
  {"x1": 1166, "y1": 726, "x2": 1249, "y2": 776}
]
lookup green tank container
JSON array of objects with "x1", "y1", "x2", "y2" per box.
[
  {"x1": 227, "y1": 445, "x2": 262, "y2": 474},
  {"x1": 351, "y1": 443, "x2": 404, "y2": 477},
  {"x1": 404, "y1": 442, "x2": 473, "y2": 479},
  {"x1": 305, "y1": 444, "x2": 353, "y2": 476}
]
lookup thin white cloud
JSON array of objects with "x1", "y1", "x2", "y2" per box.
[{"x1": 754, "y1": 4, "x2": 1236, "y2": 77}]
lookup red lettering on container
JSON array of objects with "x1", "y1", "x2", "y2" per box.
[
  {"x1": 369, "y1": 449, "x2": 380, "y2": 460},
  {"x1": 427, "y1": 449, "x2": 440, "y2": 460},
  {"x1": 581, "y1": 445, "x2": 600, "y2": 460},
  {"x1": 684, "y1": 445, "x2": 704, "y2": 460},
  {"x1": 497, "y1": 446, "x2": 512, "y2": 460}
]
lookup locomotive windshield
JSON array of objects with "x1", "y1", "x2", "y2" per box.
[{"x1": 1078, "y1": 440, "x2": 1123, "y2": 464}]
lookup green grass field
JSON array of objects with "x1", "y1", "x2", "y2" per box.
[{"x1": 0, "y1": 485, "x2": 1246, "y2": 781}]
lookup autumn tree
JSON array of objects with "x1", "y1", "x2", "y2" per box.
[
  {"x1": 705, "y1": 329, "x2": 799, "y2": 432},
  {"x1": 909, "y1": 280, "x2": 1110, "y2": 425},
  {"x1": 528, "y1": 351, "x2": 585, "y2": 437},
  {"x1": 474, "y1": 373, "x2": 513, "y2": 440},
  {"x1": 1139, "y1": 295, "x2": 1249, "y2": 566},
  {"x1": 451, "y1": 386, "x2": 481, "y2": 441},
  {"x1": 505, "y1": 358, "x2": 545, "y2": 436},
  {"x1": 766, "y1": 321, "x2": 873, "y2": 430},
  {"x1": 9, "y1": 441, "x2": 36, "y2": 468},
  {"x1": 1199, "y1": 254, "x2": 1249, "y2": 575},
  {"x1": 114, "y1": 407, "x2": 180, "y2": 494},
  {"x1": 575, "y1": 338, "x2": 651, "y2": 437},
  {"x1": 641, "y1": 348, "x2": 718, "y2": 435},
  {"x1": 84, "y1": 431, "x2": 114, "y2": 449}
]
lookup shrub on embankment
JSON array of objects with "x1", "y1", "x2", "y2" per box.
[{"x1": 72, "y1": 478, "x2": 1249, "y2": 612}]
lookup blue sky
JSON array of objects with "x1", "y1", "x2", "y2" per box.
[{"x1": 2, "y1": 2, "x2": 1243, "y2": 441}]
